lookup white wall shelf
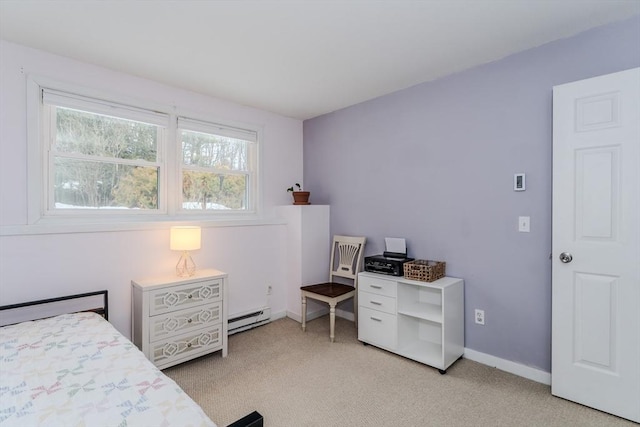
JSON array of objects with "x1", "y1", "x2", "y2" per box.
[
  {"x1": 397, "y1": 303, "x2": 442, "y2": 322},
  {"x1": 276, "y1": 205, "x2": 330, "y2": 321}
]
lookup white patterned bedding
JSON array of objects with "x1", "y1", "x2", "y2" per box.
[{"x1": 0, "y1": 312, "x2": 216, "y2": 427}]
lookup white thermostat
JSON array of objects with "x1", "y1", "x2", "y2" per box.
[{"x1": 514, "y1": 173, "x2": 526, "y2": 191}]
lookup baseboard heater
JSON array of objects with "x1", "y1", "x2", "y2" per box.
[{"x1": 228, "y1": 306, "x2": 271, "y2": 335}]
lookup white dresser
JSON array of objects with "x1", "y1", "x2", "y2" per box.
[
  {"x1": 132, "y1": 269, "x2": 228, "y2": 369},
  {"x1": 358, "y1": 271, "x2": 464, "y2": 373}
]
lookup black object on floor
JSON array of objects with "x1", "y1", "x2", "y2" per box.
[{"x1": 227, "y1": 410, "x2": 263, "y2": 427}]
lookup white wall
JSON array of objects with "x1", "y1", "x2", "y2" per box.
[{"x1": 0, "y1": 40, "x2": 303, "y2": 337}]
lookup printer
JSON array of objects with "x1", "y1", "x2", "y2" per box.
[{"x1": 364, "y1": 238, "x2": 414, "y2": 276}]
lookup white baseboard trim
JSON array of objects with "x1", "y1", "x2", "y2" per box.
[
  {"x1": 286, "y1": 307, "x2": 328, "y2": 323},
  {"x1": 287, "y1": 307, "x2": 357, "y2": 324},
  {"x1": 336, "y1": 308, "x2": 354, "y2": 322},
  {"x1": 280, "y1": 312, "x2": 550, "y2": 385},
  {"x1": 270, "y1": 310, "x2": 287, "y2": 321},
  {"x1": 286, "y1": 311, "x2": 301, "y2": 323},
  {"x1": 464, "y1": 348, "x2": 551, "y2": 385}
]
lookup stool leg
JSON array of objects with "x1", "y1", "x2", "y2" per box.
[
  {"x1": 329, "y1": 303, "x2": 336, "y2": 342},
  {"x1": 301, "y1": 295, "x2": 307, "y2": 332}
]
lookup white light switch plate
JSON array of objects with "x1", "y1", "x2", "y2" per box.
[
  {"x1": 514, "y1": 173, "x2": 526, "y2": 191},
  {"x1": 518, "y1": 216, "x2": 530, "y2": 232}
]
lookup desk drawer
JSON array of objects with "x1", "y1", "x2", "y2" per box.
[
  {"x1": 359, "y1": 275, "x2": 397, "y2": 298},
  {"x1": 358, "y1": 306, "x2": 397, "y2": 350},
  {"x1": 150, "y1": 279, "x2": 222, "y2": 315},
  {"x1": 359, "y1": 291, "x2": 396, "y2": 315}
]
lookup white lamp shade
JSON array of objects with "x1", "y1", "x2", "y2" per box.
[{"x1": 170, "y1": 226, "x2": 201, "y2": 251}]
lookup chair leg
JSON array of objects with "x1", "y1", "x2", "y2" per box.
[
  {"x1": 354, "y1": 294, "x2": 358, "y2": 328},
  {"x1": 329, "y1": 303, "x2": 336, "y2": 343},
  {"x1": 301, "y1": 295, "x2": 307, "y2": 332}
]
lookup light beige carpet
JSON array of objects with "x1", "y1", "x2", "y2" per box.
[{"x1": 164, "y1": 316, "x2": 635, "y2": 427}]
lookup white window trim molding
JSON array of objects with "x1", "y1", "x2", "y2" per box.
[
  {"x1": 176, "y1": 115, "x2": 260, "y2": 215},
  {"x1": 23, "y1": 74, "x2": 265, "y2": 233},
  {"x1": 27, "y1": 75, "x2": 44, "y2": 226},
  {"x1": 0, "y1": 217, "x2": 286, "y2": 237}
]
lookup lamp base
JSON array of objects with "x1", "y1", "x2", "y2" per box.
[{"x1": 176, "y1": 251, "x2": 196, "y2": 277}]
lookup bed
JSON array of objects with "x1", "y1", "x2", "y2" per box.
[{"x1": 0, "y1": 291, "x2": 262, "y2": 427}]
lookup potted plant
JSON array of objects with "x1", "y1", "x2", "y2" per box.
[{"x1": 287, "y1": 183, "x2": 310, "y2": 205}]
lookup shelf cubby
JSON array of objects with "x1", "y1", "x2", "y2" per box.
[{"x1": 358, "y1": 272, "x2": 464, "y2": 373}]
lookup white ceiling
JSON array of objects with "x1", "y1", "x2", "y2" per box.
[{"x1": 1, "y1": 1, "x2": 639, "y2": 120}]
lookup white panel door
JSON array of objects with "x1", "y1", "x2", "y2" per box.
[{"x1": 552, "y1": 67, "x2": 640, "y2": 422}]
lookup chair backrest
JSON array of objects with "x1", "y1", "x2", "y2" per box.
[{"x1": 329, "y1": 235, "x2": 367, "y2": 286}]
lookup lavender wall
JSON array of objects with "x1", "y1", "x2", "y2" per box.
[{"x1": 303, "y1": 16, "x2": 640, "y2": 372}]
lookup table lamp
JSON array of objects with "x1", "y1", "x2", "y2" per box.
[{"x1": 170, "y1": 226, "x2": 201, "y2": 277}]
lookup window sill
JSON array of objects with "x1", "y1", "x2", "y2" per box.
[{"x1": 0, "y1": 216, "x2": 286, "y2": 236}]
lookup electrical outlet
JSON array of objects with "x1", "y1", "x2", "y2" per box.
[
  {"x1": 475, "y1": 309, "x2": 485, "y2": 325},
  {"x1": 267, "y1": 285, "x2": 272, "y2": 295}
]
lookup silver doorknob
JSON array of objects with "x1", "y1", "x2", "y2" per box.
[{"x1": 559, "y1": 252, "x2": 573, "y2": 263}]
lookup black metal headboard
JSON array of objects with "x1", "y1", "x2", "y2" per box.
[{"x1": 0, "y1": 290, "x2": 108, "y2": 326}]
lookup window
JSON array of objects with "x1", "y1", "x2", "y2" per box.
[
  {"x1": 33, "y1": 83, "x2": 259, "y2": 224},
  {"x1": 178, "y1": 118, "x2": 257, "y2": 212},
  {"x1": 42, "y1": 89, "x2": 166, "y2": 213}
]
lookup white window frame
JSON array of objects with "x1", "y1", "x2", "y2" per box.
[
  {"x1": 177, "y1": 117, "x2": 258, "y2": 214},
  {"x1": 26, "y1": 76, "x2": 262, "y2": 230},
  {"x1": 41, "y1": 88, "x2": 169, "y2": 217}
]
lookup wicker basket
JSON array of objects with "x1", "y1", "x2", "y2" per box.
[{"x1": 403, "y1": 260, "x2": 446, "y2": 282}]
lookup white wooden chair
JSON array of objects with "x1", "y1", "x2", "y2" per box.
[{"x1": 300, "y1": 235, "x2": 367, "y2": 342}]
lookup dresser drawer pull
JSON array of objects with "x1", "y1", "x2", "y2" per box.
[
  {"x1": 370, "y1": 285, "x2": 382, "y2": 289},
  {"x1": 187, "y1": 343, "x2": 192, "y2": 347},
  {"x1": 370, "y1": 300, "x2": 382, "y2": 305},
  {"x1": 187, "y1": 318, "x2": 192, "y2": 323},
  {"x1": 370, "y1": 316, "x2": 382, "y2": 322},
  {"x1": 188, "y1": 294, "x2": 193, "y2": 299}
]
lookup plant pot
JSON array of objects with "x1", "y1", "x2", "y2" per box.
[{"x1": 291, "y1": 191, "x2": 310, "y2": 205}]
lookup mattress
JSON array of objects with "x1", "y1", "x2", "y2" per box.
[{"x1": 0, "y1": 312, "x2": 216, "y2": 426}]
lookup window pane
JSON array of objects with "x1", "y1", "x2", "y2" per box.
[
  {"x1": 55, "y1": 107, "x2": 158, "y2": 162},
  {"x1": 182, "y1": 170, "x2": 246, "y2": 210},
  {"x1": 54, "y1": 158, "x2": 158, "y2": 209},
  {"x1": 180, "y1": 130, "x2": 247, "y2": 171}
]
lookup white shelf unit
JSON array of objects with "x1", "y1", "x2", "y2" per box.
[
  {"x1": 275, "y1": 205, "x2": 330, "y2": 321},
  {"x1": 358, "y1": 272, "x2": 464, "y2": 373}
]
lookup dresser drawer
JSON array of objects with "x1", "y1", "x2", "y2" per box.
[
  {"x1": 359, "y1": 274, "x2": 397, "y2": 298},
  {"x1": 149, "y1": 301, "x2": 222, "y2": 343},
  {"x1": 151, "y1": 324, "x2": 223, "y2": 368},
  {"x1": 150, "y1": 279, "x2": 222, "y2": 315},
  {"x1": 359, "y1": 290, "x2": 396, "y2": 315},
  {"x1": 358, "y1": 306, "x2": 397, "y2": 350}
]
